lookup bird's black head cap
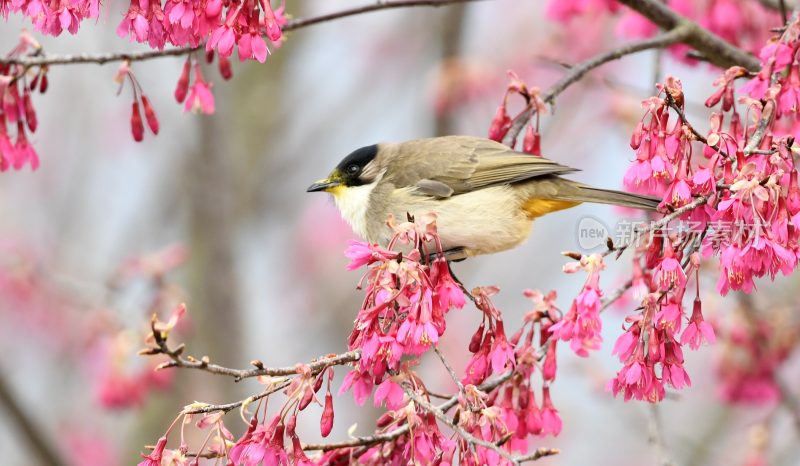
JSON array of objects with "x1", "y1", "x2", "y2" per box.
[{"x1": 335, "y1": 144, "x2": 378, "y2": 186}]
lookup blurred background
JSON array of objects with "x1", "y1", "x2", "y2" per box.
[{"x1": 1, "y1": 0, "x2": 799, "y2": 465}]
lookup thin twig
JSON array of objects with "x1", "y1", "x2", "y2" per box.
[
  {"x1": 159, "y1": 350, "x2": 360, "y2": 381},
  {"x1": 0, "y1": 0, "x2": 484, "y2": 66},
  {"x1": 144, "y1": 321, "x2": 361, "y2": 381},
  {"x1": 515, "y1": 448, "x2": 561, "y2": 463},
  {"x1": 503, "y1": 26, "x2": 691, "y2": 145},
  {"x1": 664, "y1": 94, "x2": 711, "y2": 146},
  {"x1": 434, "y1": 346, "x2": 465, "y2": 393},
  {"x1": 184, "y1": 378, "x2": 292, "y2": 414}
]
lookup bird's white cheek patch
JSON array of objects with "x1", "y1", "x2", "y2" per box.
[{"x1": 331, "y1": 181, "x2": 378, "y2": 239}]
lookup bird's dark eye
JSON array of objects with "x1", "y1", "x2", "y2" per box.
[{"x1": 346, "y1": 164, "x2": 360, "y2": 175}]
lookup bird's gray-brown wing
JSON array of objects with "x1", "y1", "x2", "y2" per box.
[{"x1": 380, "y1": 135, "x2": 578, "y2": 197}]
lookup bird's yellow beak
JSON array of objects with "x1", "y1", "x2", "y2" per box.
[{"x1": 306, "y1": 178, "x2": 341, "y2": 193}]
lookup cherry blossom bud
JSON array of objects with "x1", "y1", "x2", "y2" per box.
[
  {"x1": 722, "y1": 85, "x2": 734, "y2": 111},
  {"x1": 39, "y1": 70, "x2": 48, "y2": 93},
  {"x1": 542, "y1": 341, "x2": 557, "y2": 382},
  {"x1": 704, "y1": 87, "x2": 724, "y2": 108},
  {"x1": 174, "y1": 60, "x2": 190, "y2": 103},
  {"x1": 644, "y1": 234, "x2": 663, "y2": 269},
  {"x1": 468, "y1": 322, "x2": 485, "y2": 353},
  {"x1": 205, "y1": 49, "x2": 215, "y2": 64},
  {"x1": 29, "y1": 74, "x2": 39, "y2": 92},
  {"x1": 141, "y1": 95, "x2": 159, "y2": 135},
  {"x1": 487, "y1": 104, "x2": 511, "y2": 142},
  {"x1": 23, "y1": 90, "x2": 36, "y2": 132},
  {"x1": 314, "y1": 373, "x2": 326, "y2": 392},
  {"x1": 376, "y1": 411, "x2": 394, "y2": 428},
  {"x1": 218, "y1": 55, "x2": 233, "y2": 80},
  {"x1": 518, "y1": 387, "x2": 529, "y2": 409},
  {"x1": 131, "y1": 101, "x2": 144, "y2": 142},
  {"x1": 523, "y1": 124, "x2": 541, "y2": 156},
  {"x1": 298, "y1": 387, "x2": 314, "y2": 411},
  {"x1": 630, "y1": 121, "x2": 644, "y2": 149},
  {"x1": 320, "y1": 392, "x2": 334, "y2": 437},
  {"x1": 3, "y1": 88, "x2": 19, "y2": 123}
]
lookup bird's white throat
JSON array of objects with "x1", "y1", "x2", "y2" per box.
[{"x1": 331, "y1": 181, "x2": 378, "y2": 240}]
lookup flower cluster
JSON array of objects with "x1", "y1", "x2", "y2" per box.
[
  {"x1": 117, "y1": 0, "x2": 286, "y2": 63},
  {"x1": 4, "y1": 0, "x2": 287, "y2": 62},
  {"x1": 174, "y1": 57, "x2": 218, "y2": 114},
  {"x1": 1, "y1": 0, "x2": 100, "y2": 35},
  {"x1": 0, "y1": 33, "x2": 43, "y2": 171},
  {"x1": 488, "y1": 71, "x2": 546, "y2": 154},
  {"x1": 341, "y1": 213, "x2": 466, "y2": 403},
  {"x1": 550, "y1": 253, "x2": 605, "y2": 356},
  {"x1": 228, "y1": 368, "x2": 337, "y2": 466},
  {"x1": 609, "y1": 18, "x2": 800, "y2": 401},
  {"x1": 547, "y1": 0, "x2": 780, "y2": 60},
  {"x1": 116, "y1": 62, "x2": 160, "y2": 142},
  {"x1": 460, "y1": 287, "x2": 564, "y2": 456}
]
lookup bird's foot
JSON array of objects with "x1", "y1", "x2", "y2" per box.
[{"x1": 427, "y1": 247, "x2": 468, "y2": 264}]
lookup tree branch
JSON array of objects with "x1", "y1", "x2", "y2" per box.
[
  {"x1": 616, "y1": 0, "x2": 761, "y2": 71},
  {"x1": 433, "y1": 346, "x2": 465, "y2": 393},
  {"x1": 0, "y1": 0, "x2": 485, "y2": 67},
  {"x1": 156, "y1": 348, "x2": 361, "y2": 382},
  {"x1": 503, "y1": 26, "x2": 692, "y2": 146},
  {"x1": 0, "y1": 367, "x2": 67, "y2": 466}
]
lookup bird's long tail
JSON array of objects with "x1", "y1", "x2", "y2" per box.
[
  {"x1": 569, "y1": 184, "x2": 661, "y2": 210},
  {"x1": 520, "y1": 178, "x2": 660, "y2": 218}
]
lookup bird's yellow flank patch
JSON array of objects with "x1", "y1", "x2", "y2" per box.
[{"x1": 523, "y1": 198, "x2": 580, "y2": 219}]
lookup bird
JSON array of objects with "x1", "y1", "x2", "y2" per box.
[{"x1": 307, "y1": 135, "x2": 659, "y2": 260}]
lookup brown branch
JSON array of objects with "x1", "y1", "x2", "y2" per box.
[
  {"x1": 184, "y1": 376, "x2": 295, "y2": 414},
  {"x1": 433, "y1": 346, "x2": 465, "y2": 393},
  {"x1": 0, "y1": 367, "x2": 67, "y2": 466},
  {"x1": 144, "y1": 316, "x2": 360, "y2": 381},
  {"x1": 616, "y1": 0, "x2": 761, "y2": 71},
  {"x1": 515, "y1": 448, "x2": 561, "y2": 463},
  {"x1": 664, "y1": 94, "x2": 710, "y2": 146},
  {"x1": 156, "y1": 348, "x2": 361, "y2": 382},
  {"x1": 0, "y1": 0, "x2": 484, "y2": 67},
  {"x1": 503, "y1": 26, "x2": 691, "y2": 146}
]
